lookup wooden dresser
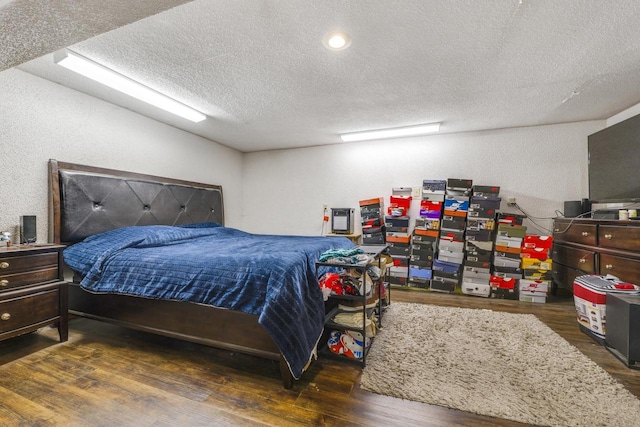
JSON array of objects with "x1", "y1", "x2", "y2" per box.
[
  {"x1": 0, "y1": 244, "x2": 68, "y2": 343},
  {"x1": 552, "y1": 218, "x2": 640, "y2": 292}
]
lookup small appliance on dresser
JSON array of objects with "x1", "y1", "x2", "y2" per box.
[
  {"x1": 331, "y1": 208, "x2": 354, "y2": 234},
  {"x1": 0, "y1": 244, "x2": 68, "y2": 344}
]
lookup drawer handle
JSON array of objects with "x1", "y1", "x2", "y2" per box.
[
  {"x1": 0, "y1": 279, "x2": 8, "y2": 287},
  {"x1": 605, "y1": 264, "x2": 614, "y2": 270},
  {"x1": 604, "y1": 234, "x2": 613, "y2": 240},
  {"x1": 0, "y1": 262, "x2": 8, "y2": 269},
  {"x1": 579, "y1": 258, "x2": 586, "y2": 264},
  {"x1": 581, "y1": 232, "x2": 589, "y2": 237},
  {"x1": 1, "y1": 313, "x2": 10, "y2": 321}
]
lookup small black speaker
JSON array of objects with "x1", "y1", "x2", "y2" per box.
[
  {"x1": 564, "y1": 201, "x2": 583, "y2": 218},
  {"x1": 20, "y1": 215, "x2": 37, "y2": 244}
]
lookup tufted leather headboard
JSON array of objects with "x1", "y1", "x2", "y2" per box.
[{"x1": 49, "y1": 160, "x2": 224, "y2": 244}]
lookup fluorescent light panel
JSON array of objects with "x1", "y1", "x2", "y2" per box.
[
  {"x1": 340, "y1": 123, "x2": 440, "y2": 142},
  {"x1": 54, "y1": 50, "x2": 206, "y2": 123}
]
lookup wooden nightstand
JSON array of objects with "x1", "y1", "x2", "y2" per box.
[{"x1": 0, "y1": 244, "x2": 68, "y2": 343}]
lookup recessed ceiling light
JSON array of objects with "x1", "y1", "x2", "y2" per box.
[
  {"x1": 323, "y1": 32, "x2": 351, "y2": 51},
  {"x1": 340, "y1": 123, "x2": 441, "y2": 142}
]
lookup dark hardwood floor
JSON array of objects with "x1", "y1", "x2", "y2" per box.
[{"x1": 2, "y1": 290, "x2": 639, "y2": 426}]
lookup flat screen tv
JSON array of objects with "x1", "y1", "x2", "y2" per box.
[{"x1": 588, "y1": 113, "x2": 640, "y2": 203}]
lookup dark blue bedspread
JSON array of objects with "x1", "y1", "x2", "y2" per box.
[{"x1": 63, "y1": 224, "x2": 354, "y2": 379}]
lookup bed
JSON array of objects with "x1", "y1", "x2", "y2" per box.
[{"x1": 49, "y1": 160, "x2": 354, "y2": 388}]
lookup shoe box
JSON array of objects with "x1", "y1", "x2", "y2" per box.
[
  {"x1": 422, "y1": 179, "x2": 446, "y2": 202},
  {"x1": 490, "y1": 275, "x2": 519, "y2": 300},
  {"x1": 446, "y1": 178, "x2": 473, "y2": 197}
]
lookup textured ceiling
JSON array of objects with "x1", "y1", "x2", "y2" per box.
[
  {"x1": 9, "y1": 0, "x2": 640, "y2": 152},
  {"x1": 0, "y1": 0, "x2": 192, "y2": 70}
]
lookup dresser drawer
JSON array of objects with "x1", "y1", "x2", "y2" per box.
[
  {"x1": 552, "y1": 264, "x2": 588, "y2": 290},
  {"x1": 0, "y1": 252, "x2": 58, "y2": 276},
  {"x1": 0, "y1": 268, "x2": 60, "y2": 291},
  {"x1": 553, "y1": 222, "x2": 597, "y2": 246},
  {"x1": 552, "y1": 244, "x2": 596, "y2": 273},
  {"x1": 0, "y1": 288, "x2": 60, "y2": 335},
  {"x1": 599, "y1": 253, "x2": 640, "y2": 284},
  {"x1": 598, "y1": 225, "x2": 640, "y2": 252}
]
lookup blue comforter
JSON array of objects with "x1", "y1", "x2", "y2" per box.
[{"x1": 63, "y1": 223, "x2": 354, "y2": 379}]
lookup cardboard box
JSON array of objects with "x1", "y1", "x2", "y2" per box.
[
  {"x1": 439, "y1": 239, "x2": 464, "y2": 253},
  {"x1": 524, "y1": 269, "x2": 553, "y2": 280},
  {"x1": 469, "y1": 196, "x2": 501, "y2": 211},
  {"x1": 491, "y1": 287, "x2": 518, "y2": 300},
  {"x1": 409, "y1": 257, "x2": 433, "y2": 268},
  {"x1": 493, "y1": 265, "x2": 524, "y2": 277},
  {"x1": 466, "y1": 218, "x2": 496, "y2": 231},
  {"x1": 387, "y1": 242, "x2": 411, "y2": 257},
  {"x1": 359, "y1": 197, "x2": 384, "y2": 207},
  {"x1": 490, "y1": 275, "x2": 518, "y2": 290},
  {"x1": 464, "y1": 260, "x2": 492, "y2": 270},
  {"x1": 437, "y1": 250, "x2": 465, "y2": 264},
  {"x1": 444, "y1": 196, "x2": 470, "y2": 216},
  {"x1": 520, "y1": 279, "x2": 550, "y2": 294},
  {"x1": 442, "y1": 215, "x2": 467, "y2": 231},
  {"x1": 414, "y1": 217, "x2": 440, "y2": 230},
  {"x1": 523, "y1": 235, "x2": 553, "y2": 249},
  {"x1": 497, "y1": 224, "x2": 527, "y2": 238},
  {"x1": 521, "y1": 257, "x2": 552, "y2": 271},
  {"x1": 409, "y1": 267, "x2": 432, "y2": 280},
  {"x1": 433, "y1": 259, "x2": 461, "y2": 275},
  {"x1": 422, "y1": 180, "x2": 447, "y2": 194},
  {"x1": 521, "y1": 247, "x2": 551, "y2": 260},
  {"x1": 497, "y1": 212, "x2": 526, "y2": 225},
  {"x1": 408, "y1": 278, "x2": 430, "y2": 288},
  {"x1": 494, "y1": 250, "x2": 521, "y2": 260},
  {"x1": 412, "y1": 232, "x2": 438, "y2": 243},
  {"x1": 446, "y1": 178, "x2": 473, "y2": 196},
  {"x1": 430, "y1": 276, "x2": 457, "y2": 293},
  {"x1": 465, "y1": 229, "x2": 493, "y2": 242},
  {"x1": 410, "y1": 249, "x2": 434, "y2": 262},
  {"x1": 461, "y1": 279, "x2": 491, "y2": 297},
  {"x1": 519, "y1": 294, "x2": 547, "y2": 303},
  {"x1": 386, "y1": 234, "x2": 411, "y2": 244},
  {"x1": 414, "y1": 228, "x2": 439, "y2": 238},
  {"x1": 472, "y1": 185, "x2": 501, "y2": 198},
  {"x1": 440, "y1": 229, "x2": 465, "y2": 242},
  {"x1": 462, "y1": 269, "x2": 491, "y2": 282},
  {"x1": 420, "y1": 200, "x2": 443, "y2": 215}
]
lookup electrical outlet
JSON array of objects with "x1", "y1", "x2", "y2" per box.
[
  {"x1": 507, "y1": 197, "x2": 516, "y2": 206},
  {"x1": 412, "y1": 187, "x2": 422, "y2": 198}
]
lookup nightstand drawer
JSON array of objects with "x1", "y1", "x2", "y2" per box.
[
  {"x1": 0, "y1": 288, "x2": 60, "y2": 334},
  {"x1": 0, "y1": 252, "x2": 58, "y2": 275},
  {"x1": 0, "y1": 268, "x2": 60, "y2": 291}
]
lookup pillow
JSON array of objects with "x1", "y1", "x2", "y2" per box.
[{"x1": 178, "y1": 222, "x2": 222, "y2": 229}]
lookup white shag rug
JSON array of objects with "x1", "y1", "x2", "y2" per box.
[{"x1": 360, "y1": 302, "x2": 640, "y2": 427}]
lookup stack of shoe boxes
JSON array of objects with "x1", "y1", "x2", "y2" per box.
[
  {"x1": 461, "y1": 185, "x2": 500, "y2": 297},
  {"x1": 519, "y1": 235, "x2": 554, "y2": 303},
  {"x1": 432, "y1": 179, "x2": 472, "y2": 293},
  {"x1": 490, "y1": 213, "x2": 527, "y2": 299},
  {"x1": 359, "y1": 197, "x2": 385, "y2": 245},
  {"x1": 409, "y1": 180, "x2": 445, "y2": 288},
  {"x1": 385, "y1": 188, "x2": 412, "y2": 288}
]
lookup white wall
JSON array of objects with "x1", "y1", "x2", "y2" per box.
[
  {"x1": 0, "y1": 68, "x2": 243, "y2": 243},
  {"x1": 242, "y1": 121, "x2": 604, "y2": 236}
]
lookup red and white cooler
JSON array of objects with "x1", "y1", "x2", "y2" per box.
[{"x1": 573, "y1": 275, "x2": 640, "y2": 344}]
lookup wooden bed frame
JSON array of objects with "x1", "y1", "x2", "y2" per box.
[{"x1": 49, "y1": 160, "x2": 295, "y2": 388}]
